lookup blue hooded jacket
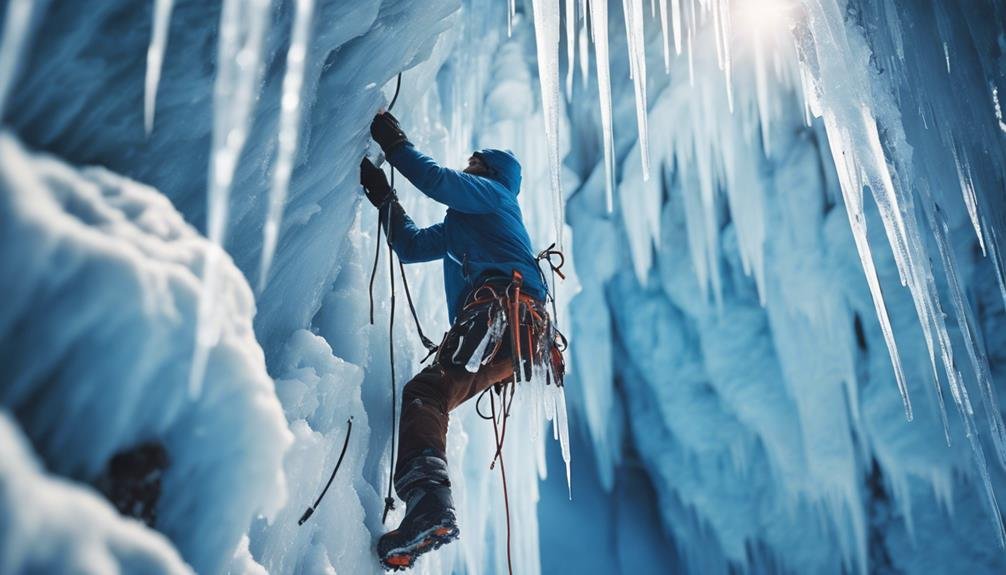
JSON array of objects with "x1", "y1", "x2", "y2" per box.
[{"x1": 380, "y1": 143, "x2": 547, "y2": 323}]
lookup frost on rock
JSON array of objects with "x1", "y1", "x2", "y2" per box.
[{"x1": 0, "y1": 132, "x2": 291, "y2": 575}]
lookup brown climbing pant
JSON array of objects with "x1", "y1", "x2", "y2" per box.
[{"x1": 395, "y1": 336, "x2": 514, "y2": 470}]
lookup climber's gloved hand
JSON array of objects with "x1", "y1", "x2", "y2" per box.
[
  {"x1": 370, "y1": 112, "x2": 408, "y2": 154},
  {"x1": 360, "y1": 157, "x2": 394, "y2": 207}
]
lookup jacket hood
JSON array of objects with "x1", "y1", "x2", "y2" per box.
[{"x1": 475, "y1": 148, "x2": 522, "y2": 194}]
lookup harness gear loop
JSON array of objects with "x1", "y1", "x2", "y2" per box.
[{"x1": 535, "y1": 242, "x2": 566, "y2": 280}]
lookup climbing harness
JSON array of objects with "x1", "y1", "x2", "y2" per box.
[
  {"x1": 456, "y1": 270, "x2": 564, "y2": 575},
  {"x1": 298, "y1": 417, "x2": 353, "y2": 526}
]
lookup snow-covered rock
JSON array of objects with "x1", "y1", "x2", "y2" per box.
[
  {"x1": 0, "y1": 411, "x2": 193, "y2": 574},
  {"x1": 0, "y1": 132, "x2": 291, "y2": 574}
]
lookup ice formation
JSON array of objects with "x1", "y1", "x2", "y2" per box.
[{"x1": 3, "y1": 0, "x2": 1006, "y2": 573}]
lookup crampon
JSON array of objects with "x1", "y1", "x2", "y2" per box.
[{"x1": 378, "y1": 520, "x2": 459, "y2": 571}]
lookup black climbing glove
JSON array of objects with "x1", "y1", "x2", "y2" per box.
[
  {"x1": 370, "y1": 112, "x2": 409, "y2": 154},
  {"x1": 360, "y1": 158, "x2": 394, "y2": 207}
]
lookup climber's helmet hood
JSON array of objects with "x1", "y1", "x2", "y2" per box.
[{"x1": 472, "y1": 149, "x2": 522, "y2": 195}]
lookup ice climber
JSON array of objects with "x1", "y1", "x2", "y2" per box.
[{"x1": 361, "y1": 111, "x2": 566, "y2": 571}]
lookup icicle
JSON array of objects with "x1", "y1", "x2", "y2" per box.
[
  {"x1": 144, "y1": 0, "x2": 174, "y2": 135},
  {"x1": 950, "y1": 147, "x2": 986, "y2": 256},
  {"x1": 531, "y1": 369, "x2": 544, "y2": 442},
  {"x1": 790, "y1": 12, "x2": 916, "y2": 419},
  {"x1": 565, "y1": 0, "x2": 576, "y2": 99},
  {"x1": 578, "y1": 14, "x2": 590, "y2": 89},
  {"x1": 556, "y1": 385, "x2": 571, "y2": 499},
  {"x1": 988, "y1": 223, "x2": 1006, "y2": 310},
  {"x1": 959, "y1": 390, "x2": 1006, "y2": 546},
  {"x1": 508, "y1": 0, "x2": 516, "y2": 37},
  {"x1": 658, "y1": 0, "x2": 671, "y2": 73},
  {"x1": 622, "y1": 0, "x2": 650, "y2": 180},
  {"x1": 921, "y1": 190, "x2": 1006, "y2": 468},
  {"x1": 530, "y1": 0, "x2": 565, "y2": 245},
  {"x1": 259, "y1": 0, "x2": 315, "y2": 291},
  {"x1": 671, "y1": 0, "x2": 682, "y2": 55},
  {"x1": 191, "y1": 0, "x2": 271, "y2": 397},
  {"x1": 717, "y1": 0, "x2": 733, "y2": 112},
  {"x1": 590, "y1": 0, "x2": 616, "y2": 211},
  {"x1": 687, "y1": 21, "x2": 694, "y2": 86},
  {"x1": 792, "y1": 9, "x2": 1006, "y2": 547},
  {"x1": 0, "y1": 0, "x2": 46, "y2": 118},
  {"x1": 822, "y1": 115, "x2": 913, "y2": 420},
  {"x1": 752, "y1": 3, "x2": 771, "y2": 154}
]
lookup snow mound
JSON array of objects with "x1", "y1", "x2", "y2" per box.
[
  {"x1": 0, "y1": 132, "x2": 292, "y2": 575},
  {"x1": 0, "y1": 410, "x2": 193, "y2": 575}
]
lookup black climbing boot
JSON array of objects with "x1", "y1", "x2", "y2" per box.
[{"x1": 378, "y1": 455, "x2": 459, "y2": 571}]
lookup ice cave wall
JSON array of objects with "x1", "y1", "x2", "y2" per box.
[
  {"x1": 558, "y1": 0, "x2": 1006, "y2": 573},
  {"x1": 4, "y1": 0, "x2": 1006, "y2": 573}
]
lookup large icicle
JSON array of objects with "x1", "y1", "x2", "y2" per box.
[
  {"x1": 191, "y1": 0, "x2": 271, "y2": 396},
  {"x1": 144, "y1": 0, "x2": 174, "y2": 135},
  {"x1": 530, "y1": 0, "x2": 565, "y2": 245},
  {"x1": 793, "y1": 0, "x2": 1006, "y2": 544},
  {"x1": 0, "y1": 0, "x2": 47, "y2": 118},
  {"x1": 791, "y1": 11, "x2": 913, "y2": 420},
  {"x1": 622, "y1": 0, "x2": 650, "y2": 180},
  {"x1": 259, "y1": 0, "x2": 315, "y2": 291},
  {"x1": 589, "y1": 0, "x2": 616, "y2": 212},
  {"x1": 556, "y1": 385, "x2": 572, "y2": 499}
]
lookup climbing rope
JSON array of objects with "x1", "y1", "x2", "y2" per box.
[
  {"x1": 365, "y1": 71, "x2": 440, "y2": 524},
  {"x1": 489, "y1": 390, "x2": 515, "y2": 575}
]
